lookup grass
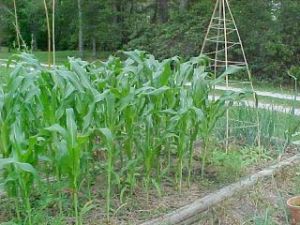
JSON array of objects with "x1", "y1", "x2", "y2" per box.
[
  {"x1": 0, "y1": 49, "x2": 111, "y2": 64},
  {"x1": 220, "y1": 79, "x2": 298, "y2": 96},
  {"x1": 213, "y1": 89, "x2": 300, "y2": 110},
  {"x1": 253, "y1": 79, "x2": 297, "y2": 95},
  {"x1": 257, "y1": 96, "x2": 299, "y2": 109},
  {"x1": 194, "y1": 165, "x2": 300, "y2": 225}
]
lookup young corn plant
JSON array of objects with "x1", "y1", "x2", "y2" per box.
[
  {"x1": 0, "y1": 55, "x2": 45, "y2": 224},
  {"x1": 0, "y1": 157, "x2": 37, "y2": 224},
  {"x1": 44, "y1": 108, "x2": 89, "y2": 225},
  {"x1": 96, "y1": 128, "x2": 116, "y2": 221},
  {"x1": 0, "y1": 51, "x2": 247, "y2": 223},
  {"x1": 191, "y1": 66, "x2": 248, "y2": 176}
]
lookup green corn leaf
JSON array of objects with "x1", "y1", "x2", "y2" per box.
[
  {"x1": 155, "y1": 62, "x2": 172, "y2": 87},
  {"x1": 55, "y1": 70, "x2": 84, "y2": 93},
  {"x1": 82, "y1": 103, "x2": 95, "y2": 131},
  {"x1": 70, "y1": 60, "x2": 92, "y2": 90},
  {"x1": 222, "y1": 65, "x2": 244, "y2": 76},
  {"x1": 141, "y1": 86, "x2": 170, "y2": 96},
  {"x1": 15, "y1": 162, "x2": 37, "y2": 176},
  {"x1": 79, "y1": 201, "x2": 95, "y2": 218},
  {"x1": 93, "y1": 89, "x2": 109, "y2": 103},
  {"x1": 192, "y1": 107, "x2": 204, "y2": 121},
  {"x1": 98, "y1": 128, "x2": 114, "y2": 144},
  {"x1": 45, "y1": 124, "x2": 67, "y2": 137},
  {"x1": 0, "y1": 158, "x2": 16, "y2": 170},
  {"x1": 66, "y1": 108, "x2": 77, "y2": 148},
  {"x1": 123, "y1": 50, "x2": 145, "y2": 65},
  {"x1": 0, "y1": 158, "x2": 37, "y2": 176}
]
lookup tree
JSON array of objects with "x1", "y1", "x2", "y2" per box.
[
  {"x1": 52, "y1": 0, "x2": 56, "y2": 64},
  {"x1": 231, "y1": 0, "x2": 277, "y2": 79},
  {"x1": 277, "y1": 0, "x2": 300, "y2": 68},
  {"x1": 43, "y1": 0, "x2": 51, "y2": 66},
  {"x1": 153, "y1": 0, "x2": 169, "y2": 23},
  {"x1": 13, "y1": 0, "x2": 20, "y2": 49},
  {"x1": 179, "y1": 0, "x2": 189, "y2": 13},
  {"x1": 78, "y1": 0, "x2": 83, "y2": 57}
]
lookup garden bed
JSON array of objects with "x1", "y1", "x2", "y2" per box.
[
  {"x1": 0, "y1": 141, "x2": 299, "y2": 224},
  {"x1": 83, "y1": 144, "x2": 299, "y2": 224},
  {"x1": 0, "y1": 52, "x2": 299, "y2": 225}
]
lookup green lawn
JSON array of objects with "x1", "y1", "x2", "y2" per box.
[
  {"x1": 213, "y1": 88, "x2": 300, "y2": 110},
  {"x1": 0, "y1": 49, "x2": 111, "y2": 64},
  {"x1": 226, "y1": 79, "x2": 297, "y2": 96}
]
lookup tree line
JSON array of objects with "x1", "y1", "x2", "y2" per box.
[{"x1": 0, "y1": 0, "x2": 300, "y2": 82}]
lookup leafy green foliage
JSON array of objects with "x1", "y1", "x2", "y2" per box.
[{"x1": 208, "y1": 148, "x2": 243, "y2": 182}]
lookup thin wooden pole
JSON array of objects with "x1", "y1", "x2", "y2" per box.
[
  {"x1": 201, "y1": 0, "x2": 260, "y2": 149},
  {"x1": 212, "y1": 0, "x2": 222, "y2": 101},
  {"x1": 200, "y1": 0, "x2": 219, "y2": 55},
  {"x1": 43, "y1": 0, "x2": 51, "y2": 68},
  {"x1": 13, "y1": 0, "x2": 20, "y2": 50},
  {"x1": 222, "y1": 0, "x2": 229, "y2": 152},
  {"x1": 52, "y1": 0, "x2": 56, "y2": 66},
  {"x1": 225, "y1": 0, "x2": 261, "y2": 147},
  {"x1": 78, "y1": 0, "x2": 83, "y2": 58}
]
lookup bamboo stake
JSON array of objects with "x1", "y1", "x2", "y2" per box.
[
  {"x1": 225, "y1": 0, "x2": 261, "y2": 147},
  {"x1": 12, "y1": 0, "x2": 20, "y2": 50},
  {"x1": 212, "y1": 0, "x2": 222, "y2": 101},
  {"x1": 52, "y1": 0, "x2": 56, "y2": 66},
  {"x1": 200, "y1": 1, "x2": 219, "y2": 55},
  {"x1": 43, "y1": 0, "x2": 51, "y2": 68},
  {"x1": 222, "y1": 0, "x2": 229, "y2": 152},
  {"x1": 200, "y1": 0, "x2": 260, "y2": 149}
]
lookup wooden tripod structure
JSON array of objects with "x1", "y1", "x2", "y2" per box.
[{"x1": 201, "y1": 0, "x2": 260, "y2": 149}]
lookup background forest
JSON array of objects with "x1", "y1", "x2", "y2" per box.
[{"x1": 0, "y1": 0, "x2": 300, "y2": 82}]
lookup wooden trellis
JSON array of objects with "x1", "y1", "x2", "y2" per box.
[{"x1": 200, "y1": 0, "x2": 260, "y2": 149}]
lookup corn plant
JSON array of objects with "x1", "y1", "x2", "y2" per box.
[
  {"x1": 43, "y1": 108, "x2": 90, "y2": 225},
  {"x1": 191, "y1": 65, "x2": 247, "y2": 176},
  {"x1": 0, "y1": 50, "x2": 248, "y2": 223}
]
